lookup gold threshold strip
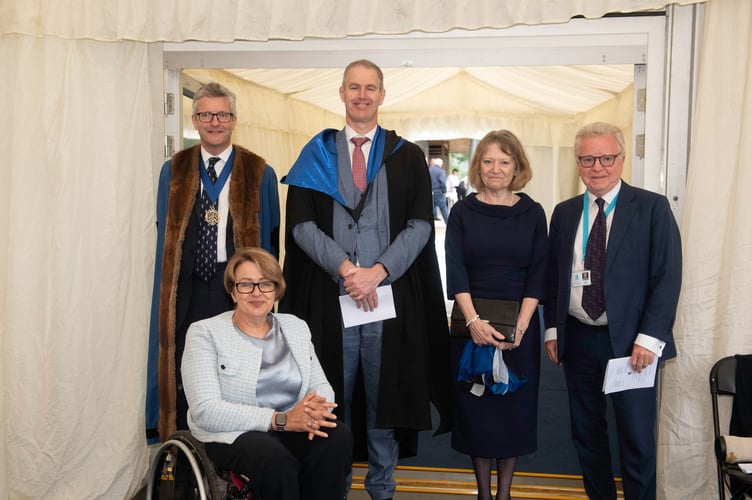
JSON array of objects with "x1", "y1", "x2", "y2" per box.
[{"x1": 351, "y1": 465, "x2": 624, "y2": 499}]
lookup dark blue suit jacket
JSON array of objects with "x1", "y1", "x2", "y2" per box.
[{"x1": 544, "y1": 181, "x2": 682, "y2": 360}]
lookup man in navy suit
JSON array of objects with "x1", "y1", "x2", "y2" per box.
[{"x1": 544, "y1": 122, "x2": 682, "y2": 500}]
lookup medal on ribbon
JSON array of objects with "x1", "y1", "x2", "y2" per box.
[{"x1": 204, "y1": 205, "x2": 220, "y2": 226}]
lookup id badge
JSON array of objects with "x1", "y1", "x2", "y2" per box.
[{"x1": 572, "y1": 270, "x2": 592, "y2": 288}]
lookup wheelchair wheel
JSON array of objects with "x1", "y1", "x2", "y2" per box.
[{"x1": 146, "y1": 430, "x2": 222, "y2": 500}]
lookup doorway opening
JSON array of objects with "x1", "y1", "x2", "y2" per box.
[{"x1": 162, "y1": 12, "x2": 671, "y2": 480}]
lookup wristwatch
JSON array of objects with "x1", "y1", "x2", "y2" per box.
[{"x1": 274, "y1": 412, "x2": 287, "y2": 432}]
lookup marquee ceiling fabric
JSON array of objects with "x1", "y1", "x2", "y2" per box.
[{"x1": 225, "y1": 65, "x2": 635, "y2": 119}]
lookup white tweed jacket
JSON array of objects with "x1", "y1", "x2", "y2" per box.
[{"x1": 182, "y1": 310, "x2": 335, "y2": 444}]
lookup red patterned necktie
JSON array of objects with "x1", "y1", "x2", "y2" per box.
[
  {"x1": 582, "y1": 197, "x2": 607, "y2": 319},
  {"x1": 351, "y1": 137, "x2": 369, "y2": 192}
]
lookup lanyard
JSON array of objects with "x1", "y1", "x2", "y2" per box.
[
  {"x1": 582, "y1": 192, "x2": 618, "y2": 262},
  {"x1": 200, "y1": 148, "x2": 235, "y2": 203}
]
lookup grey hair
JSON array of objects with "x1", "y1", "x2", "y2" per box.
[{"x1": 192, "y1": 82, "x2": 237, "y2": 116}]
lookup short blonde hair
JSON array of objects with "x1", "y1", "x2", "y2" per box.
[{"x1": 224, "y1": 247, "x2": 286, "y2": 301}]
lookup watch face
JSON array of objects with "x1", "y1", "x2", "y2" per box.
[{"x1": 275, "y1": 413, "x2": 287, "y2": 427}]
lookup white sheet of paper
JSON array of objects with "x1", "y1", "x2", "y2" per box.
[
  {"x1": 738, "y1": 463, "x2": 752, "y2": 474},
  {"x1": 339, "y1": 285, "x2": 397, "y2": 328},
  {"x1": 736, "y1": 462, "x2": 752, "y2": 474},
  {"x1": 602, "y1": 356, "x2": 657, "y2": 394}
]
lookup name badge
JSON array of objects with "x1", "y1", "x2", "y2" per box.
[{"x1": 572, "y1": 270, "x2": 592, "y2": 288}]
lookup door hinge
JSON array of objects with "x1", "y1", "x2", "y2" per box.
[
  {"x1": 165, "y1": 136, "x2": 175, "y2": 158},
  {"x1": 636, "y1": 88, "x2": 646, "y2": 113},
  {"x1": 165, "y1": 93, "x2": 175, "y2": 115},
  {"x1": 635, "y1": 134, "x2": 645, "y2": 158}
]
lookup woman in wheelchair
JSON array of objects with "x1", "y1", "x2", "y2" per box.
[{"x1": 181, "y1": 247, "x2": 353, "y2": 500}]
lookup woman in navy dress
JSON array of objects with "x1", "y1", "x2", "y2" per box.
[{"x1": 446, "y1": 130, "x2": 548, "y2": 500}]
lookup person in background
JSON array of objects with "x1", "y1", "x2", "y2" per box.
[
  {"x1": 145, "y1": 81, "x2": 281, "y2": 442},
  {"x1": 280, "y1": 59, "x2": 451, "y2": 500},
  {"x1": 446, "y1": 167, "x2": 461, "y2": 210},
  {"x1": 429, "y1": 157, "x2": 449, "y2": 223},
  {"x1": 457, "y1": 176, "x2": 468, "y2": 200},
  {"x1": 446, "y1": 130, "x2": 548, "y2": 500},
  {"x1": 182, "y1": 247, "x2": 352, "y2": 500},
  {"x1": 544, "y1": 121, "x2": 682, "y2": 500}
]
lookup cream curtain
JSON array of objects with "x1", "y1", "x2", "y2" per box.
[
  {"x1": 0, "y1": 36, "x2": 156, "y2": 499},
  {"x1": 657, "y1": 0, "x2": 752, "y2": 498},
  {"x1": 2, "y1": 0, "x2": 745, "y2": 499},
  {"x1": 3, "y1": 0, "x2": 700, "y2": 42}
]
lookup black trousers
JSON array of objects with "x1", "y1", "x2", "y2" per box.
[
  {"x1": 563, "y1": 315, "x2": 659, "y2": 500},
  {"x1": 206, "y1": 423, "x2": 353, "y2": 500},
  {"x1": 175, "y1": 263, "x2": 233, "y2": 431}
]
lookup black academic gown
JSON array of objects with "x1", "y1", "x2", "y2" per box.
[{"x1": 280, "y1": 128, "x2": 451, "y2": 459}]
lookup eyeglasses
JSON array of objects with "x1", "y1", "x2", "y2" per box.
[
  {"x1": 194, "y1": 112, "x2": 235, "y2": 123},
  {"x1": 577, "y1": 154, "x2": 621, "y2": 168},
  {"x1": 234, "y1": 281, "x2": 276, "y2": 294}
]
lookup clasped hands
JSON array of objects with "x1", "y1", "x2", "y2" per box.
[
  {"x1": 340, "y1": 261, "x2": 387, "y2": 312},
  {"x1": 289, "y1": 391, "x2": 338, "y2": 440}
]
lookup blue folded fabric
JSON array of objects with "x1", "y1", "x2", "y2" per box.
[{"x1": 457, "y1": 340, "x2": 527, "y2": 395}]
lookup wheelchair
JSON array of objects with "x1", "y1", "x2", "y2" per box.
[{"x1": 146, "y1": 430, "x2": 257, "y2": 500}]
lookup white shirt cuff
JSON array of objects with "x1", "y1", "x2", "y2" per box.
[
  {"x1": 634, "y1": 333, "x2": 665, "y2": 357},
  {"x1": 544, "y1": 327, "x2": 557, "y2": 343}
]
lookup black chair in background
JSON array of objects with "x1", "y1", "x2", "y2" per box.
[{"x1": 710, "y1": 355, "x2": 752, "y2": 500}]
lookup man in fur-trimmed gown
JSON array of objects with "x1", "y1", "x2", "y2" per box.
[{"x1": 145, "y1": 82, "x2": 280, "y2": 442}]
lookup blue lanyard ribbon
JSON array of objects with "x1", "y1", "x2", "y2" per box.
[
  {"x1": 582, "y1": 192, "x2": 618, "y2": 261},
  {"x1": 200, "y1": 148, "x2": 235, "y2": 203}
]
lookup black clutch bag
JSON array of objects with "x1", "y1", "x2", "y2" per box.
[{"x1": 450, "y1": 298, "x2": 520, "y2": 343}]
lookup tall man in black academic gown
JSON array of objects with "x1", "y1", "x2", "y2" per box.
[
  {"x1": 543, "y1": 122, "x2": 682, "y2": 500},
  {"x1": 280, "y1": 59, "x2": 451, "y2": 500}
]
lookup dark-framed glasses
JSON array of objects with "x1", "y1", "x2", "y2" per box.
[
  {"x1": 234, "y1": 281, "x2": 276, "y2": 294},
  {"x1": 577, "y1": 154, "x2": 621, "y2": 168},
  {"x1": 194, "y1": 111, "x2": 235, "y2": 123}
]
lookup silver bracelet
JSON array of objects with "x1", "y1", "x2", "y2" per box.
[{"x1": 466, "y1": 315, "x2": 480, "y2": 327}]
